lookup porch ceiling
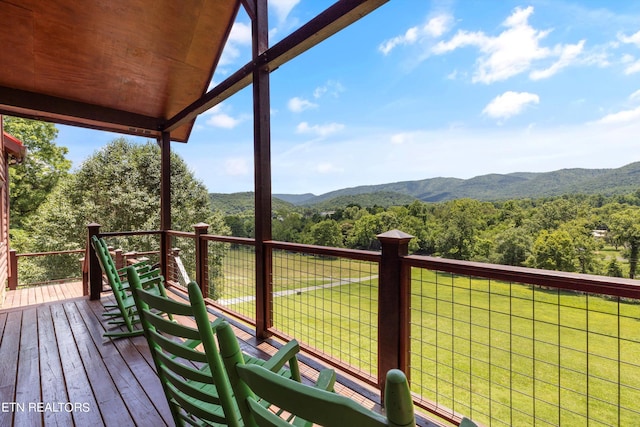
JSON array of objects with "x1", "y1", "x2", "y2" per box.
[
  {"x1": 0, "y1": 0, "x2": 388, "y2": 143},
  {"x1": 0, "y1": 0, "x2": 241, "y2": 142}
]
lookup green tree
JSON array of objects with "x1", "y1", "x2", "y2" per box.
[
  {"x1": 531, "y1": 198, "x2": 580, "y2": 232},
  {"x1": 346, "y1": 211, "x2": 401, "y2": 250},
  {"x1": 527, "y1": 229, "x2": 576, "y2": 272},
  {"x1": 434, "y1": 199, "x2": 490, "y2": 260},
  {"x1": 493, "y1": 227, "x2": 532, "y2": 266},
  {"x1": 3, "y1": 117, "x2": 71, "y2": 228},
  {"x1": 608, "y1": 207, "x2": 640, "y2": 278},
  {"x1": 24, "y1": 138, "x2": 229, "y2": 295},
  {"x1": 558, "y1": 219, "x2": 603, "y2": 274},
  {"x1": 307, "y1": 219, "x2": 343, "y2": 248},
  {"x1": 606, "y1": 259, "x2": 623, "y2": 277}
]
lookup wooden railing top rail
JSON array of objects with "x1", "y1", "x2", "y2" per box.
[
  {"x1": 99, "y1": 230, "x2": 162, "y2": 237},
  {"x1": 166, "y1": 230, "x2": 195, "y2": 239},
  {"x1": 202, "y1": 234, "x2": 256, "y2": 246},
  {"x1": 404, "y1": 254, "x2": 640, "y2": 299},
  {"x1": 266, "y1": 240, "x2": 381, "y2": 263},
  {"x1": 16, "y1": 248, "x2": 85, "y2": 258}
]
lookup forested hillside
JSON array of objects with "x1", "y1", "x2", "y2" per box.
[
  {"x1": 222, "y1": 192, "x2": 640, "y2": 280},
  {"x1": 271, "y1": 162, "x2": 640, "y2": 205}
]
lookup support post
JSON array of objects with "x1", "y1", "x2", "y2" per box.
[
  {"x1": 8, "y1": 249, "x2": 17, "y2": 290},
  {"x1": 87, "y1": 222, "x2": 102, "y2": 300},
  {"x1": 159, "y1": 132, "x2": 171, "y2": 281},
  {"x1": 194, "y1": 222, "x2": 209, "y2": 297},
  {"x1": 252, "y1": 0, "x2": 273, "y2": 339},
  {"x1": 377, "y1": 229, "x2": 413, "y2": 400},
  {"x1": 114, "y1": 249, "x2": 124, "y2": 270}
]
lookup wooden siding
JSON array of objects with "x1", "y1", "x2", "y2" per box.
[{"x1": 0, "y1": 119, "x2": 7, "y2": 304}]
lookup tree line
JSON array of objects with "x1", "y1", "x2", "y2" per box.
[
  {"x1": 4, "y1": 117, "x2": 227, "y2": 290},
  {"x1": 225, "y1": 193, "x2": 640, "y2": 279},
  {"x1": 4, "y1": 117, "x2": 640, "y2": 285}
]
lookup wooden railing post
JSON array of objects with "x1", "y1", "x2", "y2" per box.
[
  {"x1": 114, "y1": 249, "x2": 124, "y2": 270},
  {"x1": 87, "y1": 223, "x2": 102, "y2": 300},
  {"x1": 193, "y1": 222, "x2": 209, "y2": 297},
  {"x1": 377, "y1": 229, "x2": 413, "y2": 399},
  {"x1": 8, "y1": 249, "x2": 17, "y2": 290}
]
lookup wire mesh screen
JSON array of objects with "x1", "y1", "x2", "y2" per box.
[
  {"x1": 212, "y1": 243, "x2": 256, "y2": 321},
  {"x1": 101, "y1": 234, "x2": 162, "y2": 268},
  {"x1": 168, "y1": 234, "x2": 197, "y2": 286},
  {"x1": 408, "y1": 267, "x2": 640, "y2": 427},
  {"x1": 16, "y1": 251, "x2": 85, "y2": 287},
  {"x1": 270, "y1": 249, "x2": 379, "y2": 380}
]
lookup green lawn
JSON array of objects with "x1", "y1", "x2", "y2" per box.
[{"x1": 219, "y1": 248, "x2": 640, "y2": 426}]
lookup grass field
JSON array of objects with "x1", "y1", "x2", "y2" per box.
[{"x1": 217, "y1": 248, "x2": 640, "y2": 426}]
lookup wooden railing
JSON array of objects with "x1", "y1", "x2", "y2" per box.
[
  {"x1": 8, "y1": 248, "x2": 86, "y2": 290},
  {"x1": 84, "y1": 224, "x2": 640, "y2": 426}
]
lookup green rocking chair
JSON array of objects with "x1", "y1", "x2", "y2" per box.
[
  {"x1": 217, "y1": 319, "x2": 413, "y2": 427},
  {"x1": 91, "y1": 235, "x2": 167, "y2": 338},
  {"x1": 127, "y1": 266, "x2": 328, "y2": 427}
]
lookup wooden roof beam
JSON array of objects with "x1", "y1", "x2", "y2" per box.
[
  {"x1": 164, "y1": 0, "x2": 388, "y2": 134},
  {"x1": 0, "y1": 86, "x2": 163, "y2": 136}
]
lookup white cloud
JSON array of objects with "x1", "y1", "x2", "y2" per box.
[
  {"x1": 224, "y1": 157, "x2": 250, "y2": 176},
  {"x1": 593, "y1": 106, "x2": 640, "y2": 125},
  {"x1": 483, "y1": 91, "x2": 540, "y2": 120},
  {"x1": 378, "y1": 14, "x2": 453, "y2": 55},
  {"x1": 530, "y1": 40, "x2": 585, "y2": 80},
  {"x1": 630, "y1": 89, "x2": 640, "y2": 102},
  {"x1": 205, "y1": 104, "x2": 242, "y2": 129},
  {"x1": 270, "y1": 0, "x2": 300, "y2": 23},
  {"x1": 288, "y1": 97, "x2": 318, "y2": 113},
  {"x1": 219, "y1": 22, "x2": 252, "y2": 66},
  {"x1": 624, "y1": 59, "x2": 640, "y2": 75},
  {"x1": 390, "y1": 133, "x2": 414, "y2": 145},
  {"x1": 433, "y1": 6, "x2": 583, "y2": 83},
  {"x1": 619, "y1": 30, "x2": 640, "y2": 47},
  {"x1": 313, "y1": 80, "x2": 345, "y2": 99},
  {"x1": 296, "y1": 122, "x2": 345, "y2": 137},
  {"x1": 207, "y1": 113, "x2": 240, "y2": 129}
]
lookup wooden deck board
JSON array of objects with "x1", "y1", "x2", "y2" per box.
[
  {"x1": 0, "y1": 285, "x2": 423, "y2": 427},
  {"x1": 0, "y1": 295, "x2": 174, "y2": 427},
  {"x1": 75, "y1": 299, "x2": 170, "y2": 426},
  {"x1": 50, "y1": 303, "x2": 105, "y2": 426},
  {"x1": 0, "y1": 311, "x2": 21, "y2": 426},
  {"x1": 65, "y1": 301, "x2": 137, "y2": 426},
  {"x1": 14, "y1": 308, "x2": 41, "y2": 427},
  {"x1": 2, "y1": 282, "x2": 84, "y2": 309},
  {"x1": 37, "y1": 305, "x2": 73, "y2": 427}
]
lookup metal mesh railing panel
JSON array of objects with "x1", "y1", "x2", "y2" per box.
[
  {"x1": 270, "y1": 249, "x2": 379, "y2": 380},
  {"x1": 408, "y1": 267, "x2": 640, "y2": 427},
  {"x1": 213, "y1": 244, "x2": 256, "y2": 322}
]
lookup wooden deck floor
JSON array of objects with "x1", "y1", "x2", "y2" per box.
[
  {"x1": 0, "y1": 284, "x2": 436, "y2": 427},
  {"x1": 0, "y1": 293, "x2": 172, "y2": 426},
  {"x1": 3, "y1": 282, "x2": 84, "y2": 309}
]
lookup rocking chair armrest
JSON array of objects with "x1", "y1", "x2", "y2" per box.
[
  {"x1": 117, "y1": 260, "x2": 150, "y2": 276},
  {"x1": 138, "y1": 268, "x2": 161, "y2": 280},
  {"x1": 132, "y1": 275, "x2": 164, "y2": 292},
  {"x1": 261, "y1": 339, "x2": 302, "y2": 381},
  {"x1": 314, "y1": 368, "x2": 337, "y2": 392}
]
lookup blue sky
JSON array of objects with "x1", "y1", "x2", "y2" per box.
[{"x1": 58, "y1": 0, "x2": 640, "y2": 195}]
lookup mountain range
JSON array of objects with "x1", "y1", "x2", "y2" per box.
[{"x1": 210, "y1": 162, "x2": 640, "y2": 213}]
